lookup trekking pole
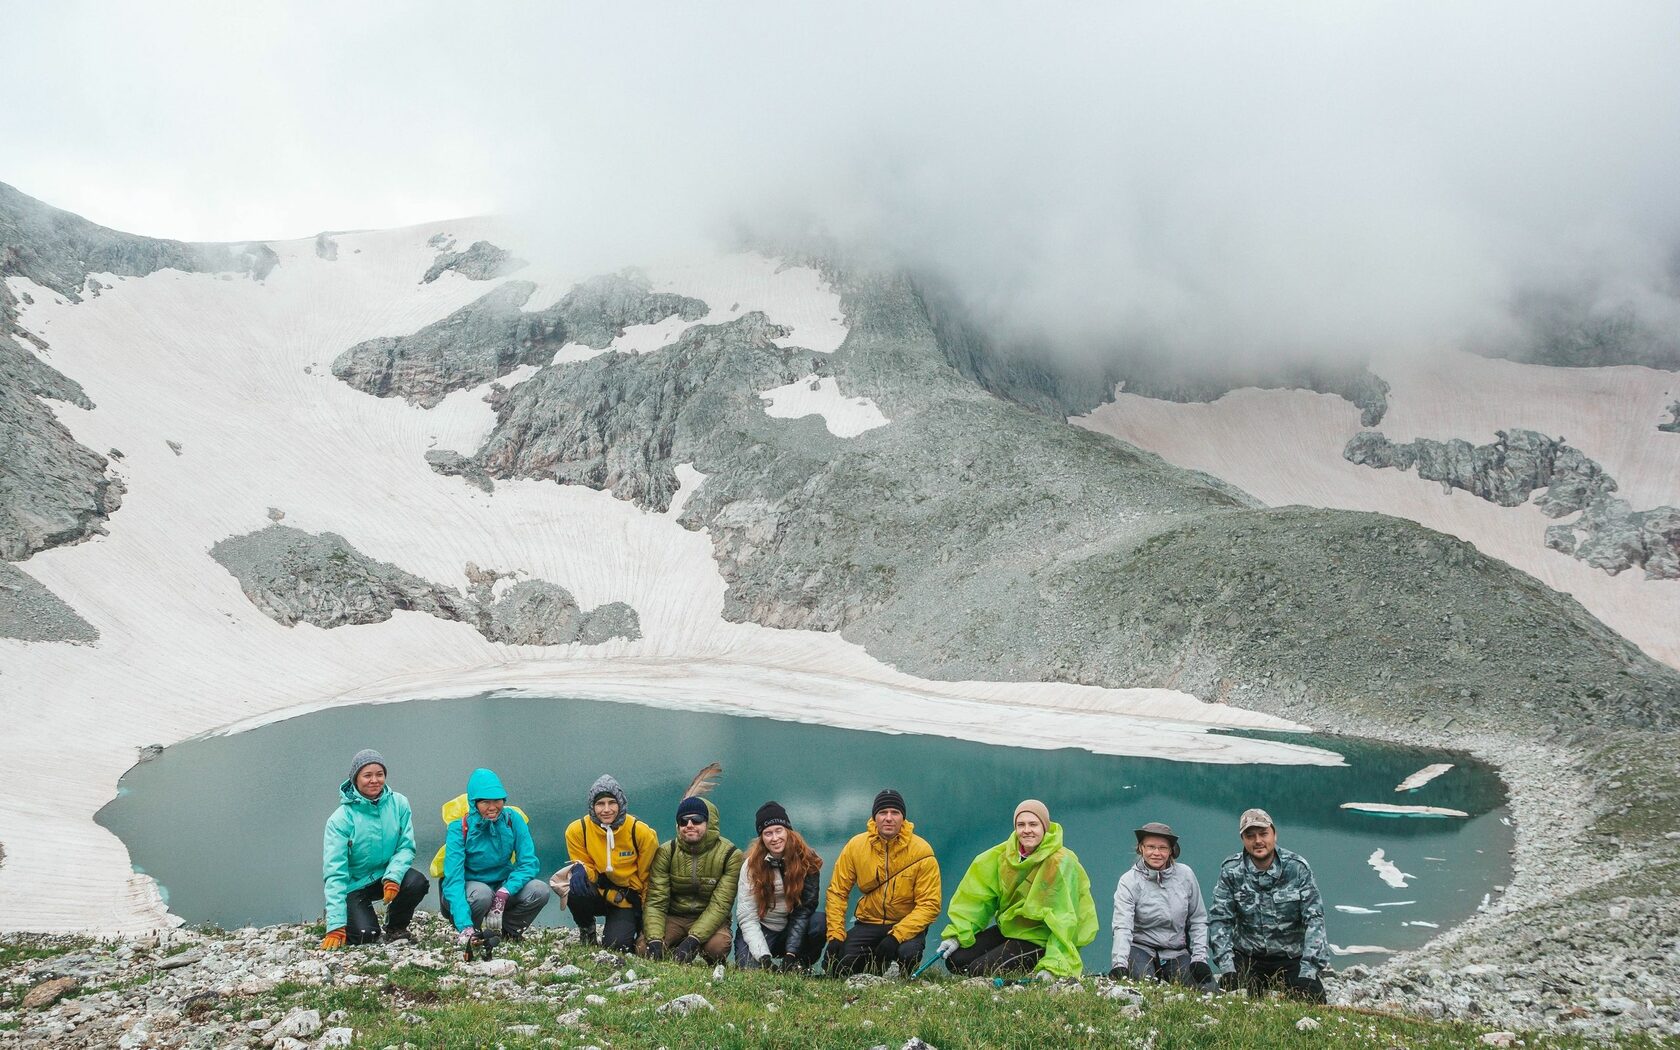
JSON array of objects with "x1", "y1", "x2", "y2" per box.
[{"x1": 910, "y1": 944, "x2": 953, "y2": 980}]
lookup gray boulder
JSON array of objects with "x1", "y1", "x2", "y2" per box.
[
  {"x1": 314, "y1": 233, "x2": 338, "y2": 261},
  {"x1": 1660, "y1": 401, "x2": 1680, "y2": 434}
]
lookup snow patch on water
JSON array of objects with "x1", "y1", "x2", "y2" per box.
[
  {"x1": 1340, "y1": 802, "x2": 1469, "y2": 818},
  {"x1": 1396, "y1": 763, "x2": 1454, "y2": 792},
  {"x1": 1368, "y1": 849, "x2": 1415, "y2": 888}
]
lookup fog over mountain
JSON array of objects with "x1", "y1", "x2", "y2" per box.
[{"x1": 9, "y1": 2, "x2": 1680, "y2": 369}]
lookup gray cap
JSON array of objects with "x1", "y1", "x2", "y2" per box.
[
  {"x1": 349, "y1": 748, "x2": 386, "y2": 781},
  {"x1": 1238, "y1": 807, "x2": 1274, "y2": 834}
]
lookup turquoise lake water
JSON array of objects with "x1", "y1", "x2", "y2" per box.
[{"x1": 97, "y1": 694, "x2": 1512, "y2": 972}]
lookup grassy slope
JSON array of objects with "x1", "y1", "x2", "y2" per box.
[{"x1": 2, "y1": 928, "x2": 1663, "y2": 1049}]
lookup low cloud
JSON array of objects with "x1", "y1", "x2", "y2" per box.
[{"x1": 7, "y1": 2, "x2": 1679, "y2": 365}]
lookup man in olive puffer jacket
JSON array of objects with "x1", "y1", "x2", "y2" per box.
[{"x1": 641, "y1": 796, "x2": 743, "y2": 963}]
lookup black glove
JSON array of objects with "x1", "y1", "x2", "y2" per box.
[
  {"x1": 1108, "y1": 965, "x2": 1129, "y2": 980},
  {"x1": 883, "y1": 933, "x2": 902, "y2": 960},
  {"x1": 757, "y1": 954, "x2": 773, "y2": 969},
  {"x1": 825, "y1": 939, "x2": 845, "y2": 967},
  {"x1": 1219, "y1": 971, "x2": 1239, "y2": 991},
  {"x1": 671, "y1": 935, "x2": 702, "y2": 963},
  {"x1": 783, "y1": 953, "x2": 804, "y2": 973},
  {"x1": 1190, "y1": 961, "x2": 1213, "y2": 984},
  {"x1": 644, "y1": 939, "x2": 665, "y2": 961}
]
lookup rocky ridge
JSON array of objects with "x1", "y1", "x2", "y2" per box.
[
  {"x1": 1661, "y1": 401, "x2": 1680, "y2": 434},
  {"x1": 1, "y1": 180, "x2": 283, "y2": 642},
  {"x1": 209, "y1": 524, "x2": 639, "y2": 645},
  {"x1": 330, "y1": 272, "x2": 707, "y2": 409},
  {"x1": 1345, "y1": 429, "x2": 1680, "y2": 580}
]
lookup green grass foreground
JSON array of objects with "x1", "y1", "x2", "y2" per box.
[{"x1": 2, "y1": 928, "x2": 1665, "y2": 1049}]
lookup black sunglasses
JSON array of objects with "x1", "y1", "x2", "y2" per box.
[{"x1": 677, "y1": 815, "x2": 707, "y2": 827}]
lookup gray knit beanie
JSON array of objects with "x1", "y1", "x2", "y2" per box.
[{"x1": 349, "y1": 748, "x2": 386, "y2": 782}]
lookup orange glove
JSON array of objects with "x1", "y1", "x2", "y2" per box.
[
  {"x1": 320, "y1": 928, "x2": 347, "y2": 950},
  {"x1": 382, "y1": 880, "x2": 400, "y2": 905}
]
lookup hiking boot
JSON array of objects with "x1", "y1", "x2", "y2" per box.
[
  {"x1": 502, "y1": 928, "x2": 525, "y2": 943},
  {"x1": 383, "y1": 926, "x2": 413, "y2": 944},
  {"x1": 577, "y1": 924, "x2": 598, "y2": 947}
]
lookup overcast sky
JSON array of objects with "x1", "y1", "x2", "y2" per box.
[{"x1": 8, "y1": 2, "x2": 1680, "y2": 359}]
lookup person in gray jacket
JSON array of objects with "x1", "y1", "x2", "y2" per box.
[
  {"x1": 1109, "y1": 821, "x2": 1216, "y2": 991},
  {"x1": 1207, "y1": 807, "x2": 1328, "y2": 1002}
]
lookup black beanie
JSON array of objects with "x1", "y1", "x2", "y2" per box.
[
  {"x1": 676, "y1": 795, "x2": 708, "y2": 824},
  {"x1": 755, "y1": 801, "x2": 792, "y2": 836},
  {"x1": 872, "y1": 789, "x2": 906, "y2": 818}
]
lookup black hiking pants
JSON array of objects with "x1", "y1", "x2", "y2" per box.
[
  {"x1": 826, "y1": 922, "x2": 926, "y2": 976},
  {"x1": 568, "y1": 894, "x2": 643, "y2": 952},
  {"x1": 345, "y1": 867, "x2": 429, "y2": 944},
  {"x1": 946, "y1": 926, "x2": 1045, "y2": 976},
  {"x1": 1231, "y1": 951, "x2": 1326, "y2": 1002}
]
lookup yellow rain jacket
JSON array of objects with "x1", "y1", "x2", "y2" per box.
[{"x1": 825, "y1": 818, "x2": 942, "y2": 943}]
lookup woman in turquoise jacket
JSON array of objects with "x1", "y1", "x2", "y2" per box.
[
  {"x1": 442, "y1": 768, "x2": 550, "y2": 943},
  {"x1": 320, "y1": 749, "x2": 429, "y2": 948}
]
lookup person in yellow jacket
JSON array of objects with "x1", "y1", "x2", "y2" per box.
[
  {"x1": 937, "y1": 799, "x2": 1097, "y2": 978},
  {"x1": 562, "y1": 774, "x2": 659, "y2": 951},
  {"x1": 824, "y1": 788, "x2": 942, "y2": 976}
]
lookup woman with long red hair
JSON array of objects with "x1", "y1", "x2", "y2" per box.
[{"x1": 733, "y1": 801, "x2": 825, "y2": 971}]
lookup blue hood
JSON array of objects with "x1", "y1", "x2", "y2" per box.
[{"x1": 467, "y1": 767, "x2": 508, "y2": 803}]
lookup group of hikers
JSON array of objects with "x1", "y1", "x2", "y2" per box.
[{"x1": 321, "y1": 751, "x2": 1329, "y2": 1001}]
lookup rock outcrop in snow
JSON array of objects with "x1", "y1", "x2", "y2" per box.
[
  {"x1": 1345, "y1": 429, "x2": 1679, "y2": 580},
  {"x1": 209, "y1": 525, "x2": 469, "y2": 628},
  {"x1": 473, "y1": 311, "x2": 832, "y2": 513},
  {"x1": 1661, "y1": 401, "x2": 1680, "y2": 434},
  {"x1": 330, "y1": 272, "x2": 708, "y2": 408},
  {"x1": 209, "y1": 524, "x2": 640, "y2": 646},
  {"x1": 420, "y1": 239, "x2": 525, "y2": 284}
]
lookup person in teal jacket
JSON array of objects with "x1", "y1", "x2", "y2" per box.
[
  {"x1": 320, "y1": 749, "x2": 429, "y2": 948},
  {"x1": 442, "y1": 767, "x2": 550, "y2": 943}
]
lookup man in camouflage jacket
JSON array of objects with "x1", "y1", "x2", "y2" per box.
[{"x1": 1207, "y1": 808, "x2": 1328, "y2": 1002}]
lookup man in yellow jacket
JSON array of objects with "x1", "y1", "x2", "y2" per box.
[{"x1": 825, "y1": 789, "x2": 942, "y2": 976}]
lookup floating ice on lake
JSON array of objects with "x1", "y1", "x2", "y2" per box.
[
  {"x1": 1395, "y1": 763, "x2": 1454, "y2": 792},
  {"x1": 1367, "y1": 849, "x2": 1414, "y2": 888},
  {"x1": 1340, "y1": 802, "x2": 1469, "y2": 817}
]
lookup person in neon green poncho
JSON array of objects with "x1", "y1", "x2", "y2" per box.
[{"x1": 938, "y1": 799, "x2": 1098, "y2": 978}]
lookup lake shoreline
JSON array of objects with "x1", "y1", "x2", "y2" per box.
[{"x1": 1254, "y1": 705, "x2": 1678, "y2": 1038}]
